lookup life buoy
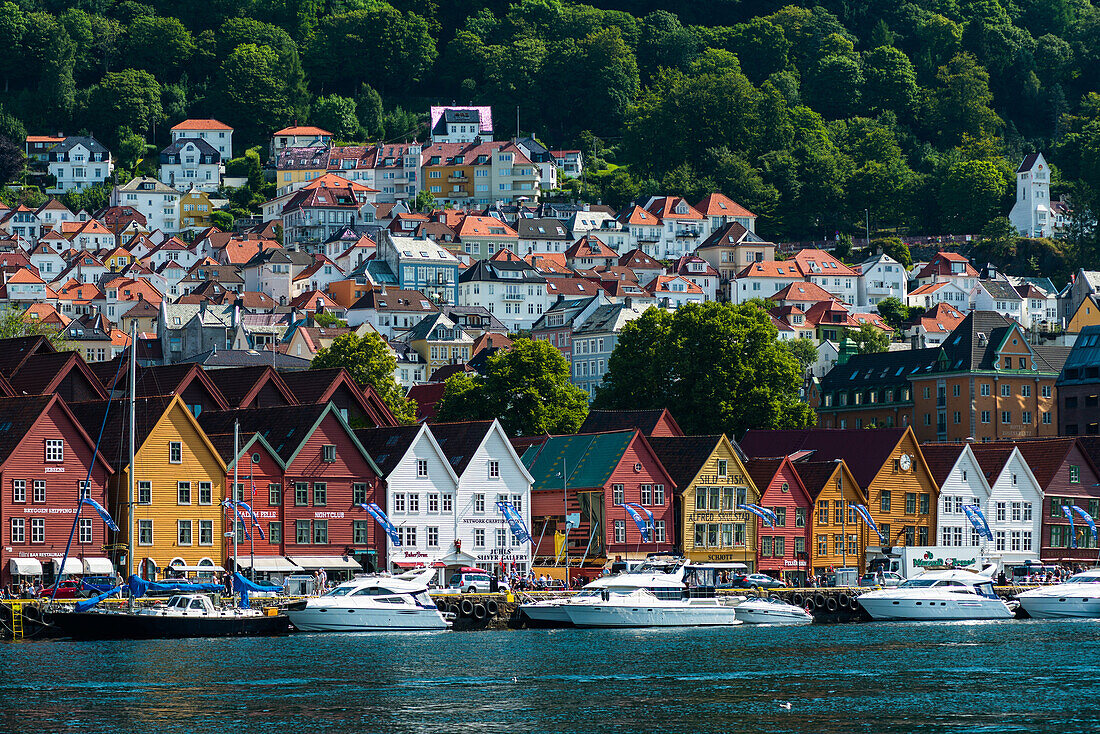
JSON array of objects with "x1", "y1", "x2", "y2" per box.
[
  {"x1": 825, "y1": 596, "x2": 839, "y2": 612},
  {"x1": 473, "y1": 603, "x2": 488, "y2": 620},
  {"x1": 485, "y1": 599, "x2": 499, "y2": 616},
  {"x1": 460, "y1": 598, "x2": 475, "y2": 616},
  {"x1": 791, "y1": 592, "x2": 804, "y2": 605}
]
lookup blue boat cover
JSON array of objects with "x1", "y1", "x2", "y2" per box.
[
  {"x1": 73, "y1": 584, "x2": 123, "y2": 612},
  {"x1": 232, "y1": 572, "x2": 282, "y2": 594},
  {"x1": 127, "y1": 575, "x2": 223, "y2": 599}
]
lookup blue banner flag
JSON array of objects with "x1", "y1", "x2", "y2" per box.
[
  {"x1": 737, "y1": 504, "x2": 774, "y2": 527},
  {"x1": 621, "y1": 503, "x2": 652, "y2": 542},
  {"x1": 851, "y1": 503, "x2": 886, "y2": 544},
  {"x1": 358, "y1": 502, "x2": 402, "y2": 546},
  {"x1": 79, "y1": 497, "x2": 119, "y2": 531},
  {"x1": 962, "y1": 504, "x2": 994, "y2": 541},
  {"x1": 1063, "y1": 505, "x2": 1078, "y2": 548},
  {"x1": 496, "y1": 501, "x2": 532, "y2": 543},
  {"x1": 234, "y1": 500, "x2": 266, "y2": 539},
  {"x1": 1072, "y1": 506, "x2": 1098, "y2": 544}
]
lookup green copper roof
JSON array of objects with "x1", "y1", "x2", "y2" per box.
[{"x1": 522, "y1": 431, "x2": 634, "y2": 491}]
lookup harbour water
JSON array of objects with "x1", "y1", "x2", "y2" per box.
[{"x1": 2, "y1": 620, "x2": 1098, "y2": 733}]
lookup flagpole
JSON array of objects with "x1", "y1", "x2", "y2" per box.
[{"x1": 249, "y1": 473, "x2": 255, "y2": 581}]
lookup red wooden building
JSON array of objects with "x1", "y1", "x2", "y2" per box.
[
  {"x1": 745, "y1": 457, "x2": 813, "y2": 586},
  {"x1": 200, "y1": 402, "x2": 384, "y2": 577},
  {"x1": 1014, "y1": 438, "x2": 1100, "y2": 565},
  {"x1": 0, "y1": 394, "x2": 114, "y2": 588},
  {"x1": 521, "y1": 429, "x2": 676, "y2": 569}
]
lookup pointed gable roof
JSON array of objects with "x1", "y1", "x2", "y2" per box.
[
  {"x1": 0, "y1": 335, "x2": 57, "y2": 378},
  {"x1": 917, "y1": 443, "x2": 968, "y2": 488},
  {"x1": 7, "y1": 351, "x2": 108, "y2": 401},
  {"x1": 646, "y1": 434, "x2": 726, "y2": 490},
  {"x1": 279, "y1": 367, "x2": 399, "y2": 428},
  {"x1": 564, "y1": 235, "x2": 617, "y2": 260},
  {"x1": 203, "y1": 365, "x2": 297, "y2": 408},
  {"x1": 694, "y1": 193, "x2": 755, "y2": 219},
  {"x1": 520, "y1": 429, "x2": 637, "y2": 490},
  {"x1": 578, "y1": 409, "x2": 684, "y2": 437},
  {"x1": 0, "y1": 394, "x2": 114, "y2": 473},
  {"x1": 739, "y1": 428, "x2": 914, "y2": 489}
]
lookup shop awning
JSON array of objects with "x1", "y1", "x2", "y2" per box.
[
  {"x1": 393, "y1": 561, "x2": 430, "y2": 569},
  {"x1": 82, "y1": 557, "x2": 115, "y2": 575},
  {"x1": 166, "y1": 564, "x2": 226, "y2": 573},
  {"x1": 287, "y1": 556, "x2": 362, "y2": 571},
  {"x1": 431, "y1": 549, "x2": 481, "y2": 567},
  {"x1": 52, "y1": 558, "x2": 82, "y2": 575},
  {"x1": 235, "y1": 556, "x2": 302, "y2": 573},
  {"x1": 9, "y1": 558, "x2": 42, "y2": 575}
]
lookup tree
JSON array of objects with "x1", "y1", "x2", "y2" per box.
[
  {"x1": 310, "y1": 332, "x2": 416, "y2": 424},
  {"x1": 594, "y1": 303, "x2": 814, "y2": 437},
  {"x1": 803, "y1": 54, "x2": 863, "y2": 119},
  {"x1": 413, "y1": 189, "x2": 436, "y2": 212},
  {"x1": 86, "y1": 69, "x2": 163, "y2": 140},
  {"x1": 851, "y1": 321, "x2": 891, "y2": 354},
  {"x1": 863, "y1": 46, "x2": 918, "y2": 118},
  {"x1": 211, "y1": 44, "x2": 301, "y2": 147},
  {"x1": 781, "y1": 337, "x2": 818, "y2": 374},
  {"x1": 929, "y1": 53, "x2": 1002, "y2": 144},
  {"x1": 435, "y1": 339, "x2": 589, "y2": 437},
  {"x1": 0, "y1": 137, "x2": 23, "y2": 186},
  {"x1": 938, "y1": 159, "x2": 1008, "y2": 232},
  {"x1": 117, "y1": 15, "x2": 194, "y2": 79},
  {"x1": 875, "y1": 297, "x2": 910, "y2": 331},
  {"x1": 355, "y1": 83, "x2": 385, "y2": 139},
  {"x1": 116, "y1": 127, "x2": 148, "y2": 172},
  {"x1": 871, "y1": 236, "x2": 912, "y2": 268},
  {"x1": 313, "y1": 94, "x2": 359, "y2": 140}
]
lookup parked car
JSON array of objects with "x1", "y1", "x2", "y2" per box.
[
  {"x1": 446, "y1": 568, "x2": 509, "y2": 593},
  {"x1": 81, "y1": 576, "x2": 119, "y2": 594},
  {"x1": 734, "y1": 573, "x2": 786, "y2": 590},
  {"x1": 37, "y1": 580, "x2": 87, "y2": 599},
  {"x1": 858, "y1": 571, "x2": 903, "y2": 588}
]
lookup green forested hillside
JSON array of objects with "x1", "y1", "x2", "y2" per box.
[{"x1": 2, "y1": 0, "x2": 1100, "y2": 254}]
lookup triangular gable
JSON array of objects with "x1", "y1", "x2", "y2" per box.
[
  {"x1": 0, "y1": 394, "x2": 115, "y2": 475},
  {"x1": 466, "y1": 418, "x2": 536, "y2": 486},
  {"x1": 223, "y1": 430, "x2": 288, "y2": 472},
  {"x1": 996, "y1": 447, "x2": 1044, "y2": 499},
  {"x1": 625, "y1": 430, "x2": 675, "y2": 491},
  {"x1": 758, "y1": 455, "x2": 814, "y2": 507},
  {"x1": 901, "y1": 426, "x2": 940, "y2": 493},
  {"x1": 283, "y1": 401, "x2": 382, "y2": 478},
  {"x1": 138, "y1": 394, "x2": 228, "y2": 474}
]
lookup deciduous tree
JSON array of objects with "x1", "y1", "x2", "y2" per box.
[{"x1": 311, "y1": 332, "x2": 416, "y2": 424}]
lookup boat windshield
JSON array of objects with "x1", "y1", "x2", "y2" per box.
[
  {"x1": 1067, "y1": 573, "x2": 1100, "y2": 583},
  {"x1": 574, "y1": 589, "x2": 602, "y2": 598},
  {"x1": 325, "y1": 586, "x2": 356, "y2": 597},
  {"x1": 898, "y1": 579, "x2": 940, "y2": 588}
]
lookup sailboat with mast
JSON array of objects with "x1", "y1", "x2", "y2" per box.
[{"x1": 47, "y1": 323, "x2": 289, "y2": 639}]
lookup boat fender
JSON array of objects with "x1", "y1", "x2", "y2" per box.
[
  {"x1": 485, "y1": 599, "x2": 499, "y2": 617},
  {"x1": 791, "y1": 592, "x2": 804, "y2": 605},
  {"x1": 803, "y1": 599, "x2": 816, "y2": 613},
  {"x1": 848, "y1": 595, "x2": 861, "y2": 610},
  {"x1": 473, "y1": 603, "x2": 488, "y2": 620},
  {"x1": 447, "y1": 604, "x2": 459, "y2": 616},
  {"x1": 813, "y1": 594, "x2": 826, "y2": 608},
  {"x1": 838, "y1": 593, "x2": 850, "y2": 607},
  {"x1": 460, "y1": 599, "x2": 475, "y2": 616},
  {"x1": 436, "y1": 599, "x2": 448, "y2": 612},
  {"x1": 825, "y1": 596, "x2": 839, "y2": 613}
]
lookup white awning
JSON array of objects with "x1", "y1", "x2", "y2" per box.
[
  {"x1": 287, "y1": 556, "x2": 362, "y2": 571},
  {"x1": 9, "y1": 558, "x2": 43, "y2": 575},
  {"x1": 82, "y1": 557, "x2": 115, "y2": 575},
  {"x1": 166, "y1": 564, "x2": 226, "y2": 573},
  {"x1": 235, "y1": 556, "x2": 302, "y2": 573},
  {"x1": 52, "y1": 558, "x2": 82, "y2": 575}
]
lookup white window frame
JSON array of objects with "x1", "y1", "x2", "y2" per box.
[
  {"x1": 169, "y1": 441, "x2": 182, "y2": 464},
  {"x1": 45, "y1": 439, "x2": 64, "y2": 462},
  {"x1": 178, "y1": 519, "x2": 193, "y2": 546},
  {"x1": 177, "y1": 481, "x2": 191, "y2": 505},
  {"x1": 138, "y1": 519, "x2": 153, "y2": 545}
]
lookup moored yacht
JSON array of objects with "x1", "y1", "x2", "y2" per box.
[
  {"x1": 563, "y1": 587, "x2": 741, "y2": 628},
  {"x1": 857, "y1": 568, "x2": 1013, "y2": 621},
  {"x1": 729, "y1": 596, "x2": 814, "y2": 625},
  {"x1": 1016, "y1": 568, "x2": 1100, "y2": 619},
  {"x1": 520, "y1": 558, "x2": 688, "y2": 626},
  {"x1": 285, "y1": 568, "x2": 449, "y2": 632}
]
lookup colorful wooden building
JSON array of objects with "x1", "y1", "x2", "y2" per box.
[
  {"x1": 647, "y1": 434, "x2": 759, "y2": 569},
  {"x1": 792, "y1": 459, "x2": 867, "y2": 576},
  {"x1": 745, "y1": 457, "x2": 813, "y2": 585},
  {"x1": 200, "y1": 402, "x2": 383, "y2": 577},
  {"x1": 522, "y1": 430, "x2": 676, "y2": 570},
  {"x1": 1014, "y1": 438, "x2": 1100, "y2": 565},
  {"x1": 0, "y1": 395, "x2": 115, "y2": 587},
  {"x1": 741, "y1": 427, "x2": 939, "y2": 551},
  {"x1": 69, "y1": 394, "x2": 228, "y2": 580}
]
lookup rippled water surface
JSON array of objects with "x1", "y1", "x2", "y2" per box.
[{"x1": 1, "y1": 620, "x2": 1097, "y2": 733}]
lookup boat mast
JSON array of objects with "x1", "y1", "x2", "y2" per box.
[
  {"x1": 233, "y1": 418, "x2": 239, "y2": 587},
  {"x1": 127, "y1": 319, "x2": 136, "y2": 610}
]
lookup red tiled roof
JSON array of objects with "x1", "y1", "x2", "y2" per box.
[
  {"x1": 274, "y1": 126, "x2": 332, "y2": 136},
  {"x1": 172, "y1": 119, "x2": 232, "y2": 131},
  {"x1": 694, "y1": 193, "x2": 755, "y2": 219}
]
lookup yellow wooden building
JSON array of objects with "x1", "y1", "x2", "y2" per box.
[
  {"x1": 71, "y1": 394, "x2": 228, "y2": 580},
  {"x1": 648, "y1": 435, "x2": 761, "y2": 570},
  {"x1": 794, "y1": 459, "x2": 868, "y2": 575},
  {"x1": 180, "y1": 186, "x2": 215, "y2": 231},
  {"x1": 1068, "y1": 295, "x2": 1100, "y2": 333}
]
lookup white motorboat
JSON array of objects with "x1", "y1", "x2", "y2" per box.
[
  {"x1": 286, "y1": 568, "x2": 449, "y2": 632},
  {"x1": 1016, "y1": 568, "x2": 1100, "y2": 619},
  {"x1": 857, "y1": 568, "x2": 1013, "y2": 621},
  {"x1": 563, "y1": 588, "x2": 742, "y2": 628},
  {"x1": 729, "y1": 596, "x2": 814, "y2": 625},
  {"x1": 520, "y1": 558, "x2": 688, "y2": 626}
]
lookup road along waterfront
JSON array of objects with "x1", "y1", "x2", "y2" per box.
[{"x1": 1, "y1": 619, "x2": 1097, "y2": 734}]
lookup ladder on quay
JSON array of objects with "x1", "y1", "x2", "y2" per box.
[{"x1": 4, "y1": 601, "x2": 27, "y2": 639}]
